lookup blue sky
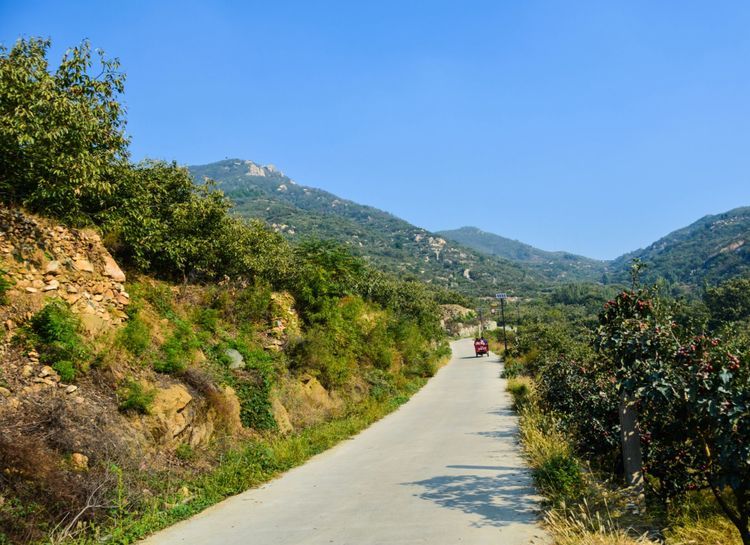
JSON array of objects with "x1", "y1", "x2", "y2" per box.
[{"x1": 2, "y1": 1, "x2": 749, "y2": 259}]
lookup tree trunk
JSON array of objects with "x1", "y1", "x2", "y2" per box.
[{"x1": 619, "y1": 389, "x2": 644, "y2": 496}]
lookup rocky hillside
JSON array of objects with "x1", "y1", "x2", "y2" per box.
[
  {"x1": 438, "y1": 226, "x2": 607, "y2": 282},
  {"x1": 0, "y1": 206, "x2": 439, "y2": 543},
  {"x1": 610, "y1": 206, "x2": 750, "y2": 287},
  {"x1": 189, "y1": 159, "x2": 541, "y2": 297}
]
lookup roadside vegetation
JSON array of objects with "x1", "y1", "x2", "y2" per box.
[
  {"x1": 501, "y1": 268, "x2": 750, "y2": 544},
  {"x1": 0, "y1": 37, "x2": 453, "y2": 544}
]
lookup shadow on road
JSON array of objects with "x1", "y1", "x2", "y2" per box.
[{"x1": 402, "y1": 472, "x2": 540, "y2": 528}]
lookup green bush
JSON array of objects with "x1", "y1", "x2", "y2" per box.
[
  {"x1": 0, "y1": 269, "x2": 11, "y2": 305},
  {"x1": 52, "y1": 360, "x2": 76, "y2": 383},
  {"x1": 534, "y1": 452, "x2": 584, "y2": 503},
  {"x1": 365, "y1": 369, "x2": 396, "y2": 400},
  {"x1": 27, "y1": 301, "x2": 89, "y2": 381},
  {"x1": 118, "y1": 380, "x2": 155, "y2": 414},
  {"x1": 153, "y1": 320, "x2": 198, "y2": 374},
  {"x1": 175, "y1": 443, "x2": 195, "y2": 461},
  {"x1": 501, "y1": 357, "x2": 525, "y2": 379},
  {"x1": 118, "y1": 314, "x2": 151, "y2": 356}
]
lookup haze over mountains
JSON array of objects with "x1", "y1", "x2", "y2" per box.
[{"x1": 190, "y1": 159, "x2": 750, "y2": 293}]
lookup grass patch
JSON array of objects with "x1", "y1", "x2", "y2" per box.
[
  {"x1": 118, "y1": 380, "x2": 156, "y2": 414},
  {"x1": 118, "y1": 314, "x2": 151, "y2": 356}
]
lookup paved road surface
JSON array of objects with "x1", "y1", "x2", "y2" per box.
[{"x1": 142, "y1": 338, "x2": 548, "y2": 545}]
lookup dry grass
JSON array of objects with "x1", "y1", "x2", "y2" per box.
[{"x1": 546, "y1": 502, "x2": 658, "y2": 545}]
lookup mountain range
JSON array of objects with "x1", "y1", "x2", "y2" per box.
[{"x1": 190, "y1": 159, "x2": 750, "y2": 295}]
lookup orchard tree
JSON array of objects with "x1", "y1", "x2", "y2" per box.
[
  {"x1": 0, "y1": 37, "x2": 129, "y2": 222},
  {"x1": 595, "y1": 262, "x2": 680, "y2": 495}
]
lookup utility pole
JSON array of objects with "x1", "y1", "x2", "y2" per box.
[{"x1": 500, "y1": 297, "x2": 508, "y2": 353}]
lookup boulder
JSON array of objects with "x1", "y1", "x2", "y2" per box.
[
  {"x1": 43, "y1": 279, "x2": 60, "y2": 291},
  {"x1": 300, "y1": 375, "x2": 335, "y2": 409},
  {"x1": 271, "y1": 396, "x2": 293, "y2": 434},
  {"x1": 73, "y1": 259, "x2": 94, "y2": 273},
  {"x1": 71, "y1": 453, "x2": 89, "y2": 471},
  {"x1": 45, "y1": 260, "x2": 60, "y2": 274},
  {"x1": 224, "y1": 348, "x2": 244, "y2": 370},
  {"x1": 148, "y1": 385, "x2": 193, "y2": 443},
  {"x1": 102, "y1": 254, "x2": 126, "y2": 282}
]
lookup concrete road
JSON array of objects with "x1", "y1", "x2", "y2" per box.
[{"x1": 142, "y1": 338, "x2": 549, "y2": 545}]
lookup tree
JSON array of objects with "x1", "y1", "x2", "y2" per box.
[
  {"x1": 0, "y1": 38, "x2": 129, "y2": 223},
  {"x1": 595, "y1": 263, "x2": 681, "y2": 496},
  {"x1": 705, "y1": 277, "x2": 750, "y2": 326}
]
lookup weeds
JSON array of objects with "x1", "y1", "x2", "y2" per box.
[
  {"x1": 118, "y1": 380, "x2": 155, "y2": 414},
  {"x1": 153, "y1": 319, "x2": 198, "y2": 374},
  {"x1": 25, "y1": 301, "x2": 89, "y2": 381},
  {"x1": 118, "y1": 314, "x2": 151, "y2": 356},
  {"x1": 0, "y1": 268, "x2": 11, "y2": 304}
]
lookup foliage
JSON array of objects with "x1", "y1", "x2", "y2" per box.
[
  {"x1": 25, "y1": 300, "x2": 89, "y2": 381},
  {"x1": 118, "y1": 313, "x2": 151, "y2": 356},
  {"x1": 611, "y1": 206, "x2": 750, "y2": 288},
  {"x1": 0, "y1": 269, "x2": 11, "y2": 305},
  {"x1": 439, "y1": 226, "x2": 608, "y2": 283},
  {"x1": 704, "y1": 276, "x2": 750, "y2": 326},
  {"x1": 118, "y1": 379, "x2": 156, "y2": 414},
  {"x1": 0, "y1": 38, "x2": 128, "y2": 224},
  {"x1": 227, "y1": 343, "x2": 277, "y2": 430},
  {"x1": 189, "y1": 159, "x2": 542, "y2": 298},
  {"x1": 153, "y1": 319, "x2": 199, "y2": 374}
]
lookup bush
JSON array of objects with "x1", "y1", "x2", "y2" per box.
[
  {"x1": 118, "y1": 314, "x2": 151, "y2": 356},
  {"x1": 534, "y1": 452, "x2": 585, "y2": 503},
  {"x1": 27, "y1": 301, "x2": 89, "y2": 381},
  {"x1": 501, "y1": 357, "x2": 525, "y2": 379},
  {"x1": 153, "y1": 320, "x2": 198, "y2": 374},
  {"x1": 52, "y1": 360, "x2": 75, "y2": 383},
  {"x1": 365, "y1": 369, "x2": 397, "y2": 401},
  {"x1": 118, "y1": 380, "x2": 155, "y2": 414},
  {"x1": 0, "y1": 269, "x2": 11, "y2": 305},
  {"x1": 175, "y1": 443, "x2": 195, "y2": 461},
  {"x1": 506, "y1": 376, "x2": 534, "y2": 410}
]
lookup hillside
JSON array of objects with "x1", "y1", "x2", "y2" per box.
[
  {"x1": 611, "y1": 206, "x2": 750, "y2": 287},
  {"x1": 438, "y1": 226, "x2": 607, "y2": 282},
  {"x1": 189, "y1": 159, "x2": 541, "y2": 297}
]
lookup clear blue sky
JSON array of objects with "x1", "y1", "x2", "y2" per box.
[{"x1": 2, "y1": 1, "x2": 749, "y2": 259}]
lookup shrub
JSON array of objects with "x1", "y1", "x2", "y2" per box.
[
  {"x1": 154, "y1": 320, "x2": 198, "y2": 374},
  {"x1": 501, "y1": 357, "x2": 525, "y2": 379},
  {"x1": 52, "y1": 360, "x2": 75, "y2": 383},
  {"x1": 0, "y1": 269, "x2": 11, "y2": 305},
  {"x1": 118, "y1": 380, "x2": 155, "y2": 414},
  {"x1": 118, "y1": 314, "x2": 151, "y2": 356},
  {"x1": 27, "y1": 301, "x2": 89, "y2": 380},
  {"x1": 365, "y1": 369, "x2": 396, "y2": 400},
  {"x1": 534, "y1": 452, "x2": 585, "y2": 503},
  {"x1": 175, "y1": 443, "x2": 195, "y2": 461}
]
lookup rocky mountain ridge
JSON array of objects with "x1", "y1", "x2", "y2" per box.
[{"x1": 190, "y1": 159, "x2": 540, "y2": 297}]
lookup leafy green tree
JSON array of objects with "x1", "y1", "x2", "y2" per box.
[
  {"x1": 101, "y1": 160, "x2": 288, "y2": 282},
  {"x1": 705, "y1": 277, "x2": 750, "y2": 326},
  {"x1": 0, "y1": 37, "x2": 128, "y2": 223}
]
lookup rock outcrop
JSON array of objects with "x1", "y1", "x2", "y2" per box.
[{"x1": 0, "y1": 206, "x2": 130, "y2": 333}]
